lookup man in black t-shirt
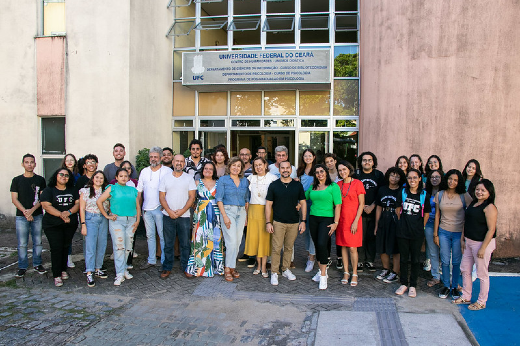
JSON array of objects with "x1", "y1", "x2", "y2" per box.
[
  {"x1": 265, "y1": 161, "x2": 307, "y2": 286},
  {"x1": 353, "y1": 151, "x2": 385, "y2": 272},
  {"x1": 10, "y1": 154, "x2": 47, "y2": 277}
]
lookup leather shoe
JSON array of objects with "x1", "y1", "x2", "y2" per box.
[
  {"x1": 160, "y1": 270, "x2": 171, "y2": 279},
  {"x1": 184, "y1": 272, "x2": 194, "y2": 278}
]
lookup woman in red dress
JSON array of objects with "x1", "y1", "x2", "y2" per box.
[{"x1": 336, "y1": 160, "x2": 366, "y2": 286}]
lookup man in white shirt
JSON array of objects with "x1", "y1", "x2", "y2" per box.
[
  {"x1": 268, "y1": 145, "x2": 297, "y2": 179},
  {"x1": 138, "y1": 147, "x2": 172, "y2": 270},
  {"x1": 159, "y1": 154, "x2": 196, "y2": 279}
]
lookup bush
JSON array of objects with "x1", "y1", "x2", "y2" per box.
[{"x1": 135, "y1": 148, "x2": 150, "y2": 174}]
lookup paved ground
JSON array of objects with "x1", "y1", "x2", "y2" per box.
[{"x1": 0, "y1": 227, "x2": 518, "y2": 345}]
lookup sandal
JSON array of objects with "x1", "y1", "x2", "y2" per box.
[
  {"x1": 452, "y1": 297, "x2": 471, "y2": 305},
  {"x1": 350, "y1": 274, "x2": 358, "y2": 287},
  {"x1": 253, "y1": 269, "x2": 261, "y2": 275},
  {"x1": 231, "y1": 268, "x2": 240, "y2": 278},
  {"x1": 224, "y1": 267, "x2": 233, "y2": 282},
  {"x1": 261, "y1": 272, "x2": 269, "y2": 278},
  {"x1": 341, "y1": 272, "x2": 350, "y2": 285},
  {"x1": 468, "y1": 302, "x2": 486, "y2": 310},
  {"x1": 427, "y1": 278, "x2": 441, "y2": 287}
]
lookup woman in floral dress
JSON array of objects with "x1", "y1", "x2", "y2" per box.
[{"x1": 186, "y1": 161, "x2": 224, "y2": 277}]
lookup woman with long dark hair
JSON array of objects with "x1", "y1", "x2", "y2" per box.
[
  {"x1": 395, "y1": 156, "x2": 410, "y2": 175},
  {"x1": 40, "y1": 168, "x2": 79, "y2": 287},
  {"x1": 297, "y1": 149, "x2": 317, "y2": 272},
  {"x1": 454, "y1": 179, "x2": 497, "y2": 310},
  {"x1": 425, "y1": 155, "x2": 443, "y2": 177},
  {"x1": 462, "y1": 159, "x2": 483, "y2": 198},
  {"x1": 109, "y1": 160, "x2": 138, "y2": 187},
  {"x1": 61, "y1": 154, "x2": 80, "y2": 183},
  {"x1": 212, "y1": 147, "x2": 229, "y2": 178},
  {"x1": 423, "y1": 169, "x2": 443, "y2": 287}
]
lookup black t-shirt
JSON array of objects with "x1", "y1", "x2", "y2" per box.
[
  {"x1": 353, "y1": 169, "x2": 385, "y2": 211},
  {"x1": 40, "y1": 187, "x2": 79, "y2": 228},
  {"x1": 396, "y1": 189, "x2": 431, "y2": 239},
  {"x1": 376, "y1": 186, "x2": 399, "y2": 209},
  {"x1": 266, "y1": 179, "x2": 306, "y2": 224},
  {"x1": 464, "y1": 201, "x2": 496, "y2": 242},
  {"x1": 74, "y1": 175, "x2": 91, "y2": 193},
  {"x1": 10, "y1": 174, "x2": 47, "y2": 217}
]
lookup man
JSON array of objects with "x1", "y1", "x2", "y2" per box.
[
  {"x1": 324, "y1": 153, "x2": 339, "y2": 182},
  {"x1": 265, "y1": 161, "x2": 307, "y2": 286},
  {"x1": 75, "y1": 154, "x2": 99, "y2": 192},
  {"x1": 161, "y1": 147, "x2": 174, "y2": 169},
  {"x1": 10, "y1": 154, "x2": 47, "y2": 277},
  {"x1": 256, "y1": 146, "x2": 273, "y2": 164},
  {"x1": 103, "y1": 143, "x2": 138, "y2": 182},
  {"x1": 138, "y1": 147, "x2": 172, "y2": 270},
  {"x1": 239, "y1": 148, "x2": 253, "y2": 178},
  {"x1": 353, "y1": 151, "x2": 385, "y2": 272},
  {"x1": 268, "y1": 146, "x2": 297, "y2": 179},
  {"x1": 184, "y1": 139, "x2": 211, "y2": 181},
  {"x1": 159, "y1": 154, "x2": 196, "y2": 279}
]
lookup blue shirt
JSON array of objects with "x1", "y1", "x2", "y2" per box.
[
  {"x1": 215, "y1": 175, "x2": 250, "y2": 206},
  {"x1": 300, "y1": 173, "x2": 314, "y2": 192}
]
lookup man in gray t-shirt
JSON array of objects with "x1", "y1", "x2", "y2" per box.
[{"x1": 103, "y1": 143, "x2": 138, "y2": 181}]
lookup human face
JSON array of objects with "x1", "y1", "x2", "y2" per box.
[
  {"x1": 430, "y1": 172, "x2": 442, "y2": 187},
  {"x1": 202, "y1": 164, "x2": 214, "y2": 179},
  {"x1": 57, "y1": 170, "x2": 70, "y2": 186},
  {"x1": 113, "y1": 146, "x2": 125, "y2": 161},
  {"x1": 315, "y1": 167, "x2": 327, "y2": 182},
  {"x1": 253, "y1": 159, "x2": 267, "y2": 175},
  {"x1": 84, "y1": 159, "x2": 98, "y2": 173},
  {"x1": 22, "y1": 157, "x2": 36, "y2": 173},
  {"x1": 475, "y1": 184, "x2": 490, "y2": 201},
  {"x1": 92, "y1": 172, "x2": 105, "y2": 188},
  {"x1": 389, "y1": 172, "x2": 401, "y2": 186},
  {"x1": 149, "y1": 152, "x2": 161, "y2": 168},
  {"x1": 229, "y1": 161, "x2": 242, "y2": 176},
  {"x1": 121, "y1": 163, "x2": 132, "y2": 176},
  {"x1": 215, "y1": 151, "x2": 225, "y2": 164},
  {"x1": 279, "y1": 161, "x2": 292, "y2": 178},
  {"x1": 256, "y1": 149, "x2": 267, "y2": 158},
  {"x1": 361, "y1": 155, "x2": 374, "y2": 172},
  {"x1": 190, "y1": 144, "x2": 202, "y2": 159},
  {"x1": 275, "y1": 151, "x2": 288, "y2": 164},
  {"x1": 398, "y1": 158, "x2": 408, "y2": 172},
  {"x1": 325, "y1": 157, "x2": 337, "y2": 171},
  {"x1": 428, "y1": 157, "x2": 440, "y2": 170},
  {"x1": 447, "y1": 174, "x2": 458, "y2": 190},
  {"x1": 239, "y1": 148, "x2": 251, "y2": 164},
  {"x1": 466, "y1": 162, "x2": 476, "y2": 178},
  {"x1": 303, "y1": 151, "x2": 315, "y2": 165},
  {"x1": 64, "y1": 155, "x2": 75, "y2": 170},
  {"x1": 116, "y1": 170, "x2": 129, "y2": 185},
  {"x1": 410, "y1": 156, "x2": 421, "y2": 170},
  {"x1": 173, "y1": 154, "x2": 185, "y2": 172},
  {"x1": 337, "y1": 164, "x2": 351, "y2": 180},
  {"x1": 162, "y1": 150, "x2": 173, "y2": 165},
  {"x1": 406, "y1": 172, "x2": 420, "y2": 189}
]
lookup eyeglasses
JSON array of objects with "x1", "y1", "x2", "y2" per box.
[
  {"x1": 315, "y1": 170, "x2": 326, "y2": 175},
  {"x1": 85, "y1": 161, "x2": 97, "y2": 165},
  {"x1": 239, "y1": 153, "x2": 250, "y2": 156},
  {"x1": 407, "y1": 176, "x2": 420, "y2": 181},
  {"x1": 58, "y1": 173, "x2": 70, "y2": 178},
  {"x1": 123, "y1": 167, "x2": 132, "y2": 171},
  {"x1": 431, "y1": 176, "x2": 441, "y2": 180},
  {"x1": 362, "y1": 159, "x2": 373, "y2": 163}
]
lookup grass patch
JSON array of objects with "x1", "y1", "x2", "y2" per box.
[{"x1": 0, "y1": 279, "x2": 18, "y2": 288}]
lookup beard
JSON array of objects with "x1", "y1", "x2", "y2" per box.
[{"x1": 150, "y1": 162, "x2": 159, "y2": 168}]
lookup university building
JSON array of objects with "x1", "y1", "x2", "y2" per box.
[{"x1": 1, "y1": 0, "x2": 518, "y2": 256}]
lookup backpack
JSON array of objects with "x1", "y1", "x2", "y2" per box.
[{"x1": 401, "y1": 189, "x2": 427, "y2": 217}]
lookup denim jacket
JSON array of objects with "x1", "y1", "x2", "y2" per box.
[{"x1": 215, "y1": 175, "x2": 250, "y2": 206}]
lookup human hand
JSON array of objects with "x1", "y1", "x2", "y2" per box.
[
  {"x1": 266, "y1": 223, "x2": 274, "y2": 234},
  {"x1": 81, "y1": 224, "x2": 87, "y2": 236},
  {"x1": 351, "y1": 223, "x2": 358, "y2": 235},
  {"x1": 299, "y1": 222, "x2": 306, "y2": 234},
  {"x1": 327, "y1": 223, "x2": 337, "y2": 236},
  {"x1": 223, "y1": 215, "x2": 231, "y2": 229}
]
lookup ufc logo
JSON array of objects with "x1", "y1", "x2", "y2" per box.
[{"x1": 402, "y1": 202, "x2": 420, "y2": 213}]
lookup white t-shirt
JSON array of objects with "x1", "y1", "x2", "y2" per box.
[
  {"x1": 248, "y1": 172, "x2": 278, "y2": 205},
  {"x1": 159, "y1": 172, "x2": 196, "y2": 218},
  {"x1": 137, "y1": 165, "x2": 172, "y2": 211},
  {"x1": 268, "y1": 163, "x2": 297, "y2": 179}
]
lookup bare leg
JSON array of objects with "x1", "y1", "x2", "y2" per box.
[
  {"x1": 381, "y1": 253, "x2": 390, "y2": 270},
  {"x1": 350, "y1": 247, "x2": 359, "y2": 276},
  {"x1": 319, "y1": 263, "x2": 327, "y2": 276},
  {"x1": 341, "y1": 246, "x2": 350, "y2": 280},
  {"x1": 392, "y1": 254, "x2": 400, "y2": 274}
]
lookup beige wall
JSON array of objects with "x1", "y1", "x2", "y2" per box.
[
  {"x1": 360, "y1": 0, "x2": 520, "y2": 256},
  {"x1": 0, "y1": 0, "x2": 39, "y2": 225},
  {"x1": 37, "y1": 37, "x2": 65, "y2": 116}
]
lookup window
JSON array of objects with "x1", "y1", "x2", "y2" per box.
[
  {"x1": 300, "y1": 15, "x2": 329, "y2": 43},
  {"x1": 42, "y1": 117, "x2": 65, "y2": 155},
  {"x1": 333, "y1": 80, "x2": 359, "y2": 116},
  {"x1": 333, "y1": 131, "x2": 358, "y2": 164},
  {"x1": 298, "y1": 131, "x2": 329, "y2": 163},
  {"x1": 173, "y1": 83, "x2": 196, "y2": 116},
  {"x1": 231, "y1": 91, "x2": 262, "y2": 116},
  {"x1": 266, "y1": 0, "x2": 295, "y2": 14},
  {"x1": 264, "y1": 91, "x2": 295, "y2": 116},
  {"x1": 198, "y1": 92, "x2": 227, "y2": 116},
  {"x1": 334, "y1": 46, "x2": 358, "y2": 77},
  {"x1": 230, "y1": 17, "x2": 261, "y2": 45},
  {"x1": 299, "y1": 91, "x2": 330, "y2": 116},
  {"x1": 234, "y1": 0, "x2": 261, "y2": 15},
  {"x1": 301, "y1": 0, "x2": 329, "y2": 13},
  {"x1": 43, "y1": 0, "x2": 65, "y2": 36},
  {"x1": 335, "y1": 0, "x2": 358, "y2": 12},
  {"x1": 172, "y1": 131, "x2": 195, "y2": 156}
]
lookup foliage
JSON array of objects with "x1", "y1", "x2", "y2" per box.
[
  {"x1": 183, "y1": 149, "x2": 191, "y2": 158},
  {"x1": 334, "y1": 53, "x2": 358, "y2": 77},
  {"x1": 135, "y1": 148, "x2": 150, "y2": 174}
]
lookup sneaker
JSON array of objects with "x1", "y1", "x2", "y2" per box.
[
  {"x1": 383, "y1": 272, "x2": 399, "y2": 283},
  {"x1": 326, "y1": 258, "x2": 332, "y2": 268},
  {"x1": 114, "y1": 275, "x2": 125, "y2": 286},
  {"x1": 376, "y1": 269, "x2": 390, "y2": 280},
  {"x1": 305, "y1": 260, "x2": 315, "y2": 273},
  {"x1": 95, "y1": 269, "x2": 108, "y2": 279},
  {"x1": 423, "y1": 259, "x2": 431, "y2": 271},
  {"x1": 357, "y1": 262, "x2": 364, "y2": 273},
  {"x1": 312, "y1": 270, "x2": 321, "y2": 282},
  {"x1": 133, "y1": 252, "x2": 138, "y2": 258},
  {"x1": 54, "y1": 277, "x2": 63, "y2": 287},
  {"x1": 86, "y1": 273, "x2": 95, "y2": 287},
  {"x1": 365, "y1": 262, "x2": 376, "y2": 272},
  {"x1": 336, "y1": 258, "x2": 344, "y2": 270},
  {"x1": 247, "y1": 257, "x2": 256, "y2": 268},
  {"x1": 61, "y1": 271, "x2": 69, "y2": 280},
  {"x1": 126, "y1": 264, "x2": 134, "y2": 270},
  {"x1": 124, "y1": 271, "x2": 133, "y2": 280},
  {"x1": 439, "y1": 286, "x2": 451, "y2": 299},
  {"x1": 139, "y1": 262, "x2": 156, "y2": 270},
  {"x1": 238, "y1": 254, "x2": 249, "y2": 262},
  {"x1": 451, "y1": 288, "x2": 461, "y2": 299},
  {"x1": 34, "y1": 265, "x2": 47, "y2": 274},
  {"x1": 15, "y1": 269, "x2": 27, "y2": 278},
  {"x1": 271, "y1": 273, "x2": 279, "y2": 286},
  {"x1": 67, "y1": 255, "x2": 75, "y2": 268},
  {"x1": 319, "y1": 275, "x2": 327, "y2": 290},
  {"x1": 282, "y1": 269, "x2": 296, "y2": 281}
]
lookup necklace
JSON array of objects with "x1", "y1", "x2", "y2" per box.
[
  {"x1": 256, "y1": 175, "x2": 267, "y2": 197},
  {"x1": 282, "y1": 181, "x2": 290, "y2": 188},
  {"x1": 341, "y1": 179, "x2": 352, "y2": 198}
]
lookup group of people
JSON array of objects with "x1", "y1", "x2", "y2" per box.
[{"x1": 11, "y1": 142, "x2": 497, "y2": 310}]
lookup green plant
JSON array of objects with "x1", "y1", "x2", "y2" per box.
[
  {"x1": 183, "y1": 148, "x2": 191, "y2": 158},
  {"x1": 135, "y1": 148, "x2": 150, "y2": 174}
]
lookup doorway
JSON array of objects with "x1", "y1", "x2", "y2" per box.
[{"x1": 230, "y1": 130, "x2": 296, "y2": 164}]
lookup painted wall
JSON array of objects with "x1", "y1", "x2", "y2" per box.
[
  {"x1": 37, "y1": 37, "x2": 65, "y2": 116},
  {"x1": 0, "y1": 0, "x2": 39, "y2": 226},
  {"x1": 359, "y1": 0, "x2": 520, "y2": 256}
]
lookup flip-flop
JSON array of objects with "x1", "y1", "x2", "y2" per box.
[
  {"x1": 350, "y1": 274, "x2": 358, "y2": 286},
  {"x1": 341, "y1": 272, "x2": 350, "y2": 285},
  {"x1": 452, "y1": 297, "x2": 471, "y2": 305},
  {"x1": 253, "y1": 269, "x2": 260, "y2": 275},
  {"x1": 261, "y1": 272, "x2": 269, "y2": 278}
]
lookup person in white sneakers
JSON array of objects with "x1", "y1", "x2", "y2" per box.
[{"x1": 265, "y1": 161, "x2": 306, "y2": 286}]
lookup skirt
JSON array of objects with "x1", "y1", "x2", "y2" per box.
[{"x1": 244, "y1": 204, "x2": 272, "y2": 257}]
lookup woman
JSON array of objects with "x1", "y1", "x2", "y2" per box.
[
  {"x1": 395, "y1": 169, "x2": 431, "y2": 297},
  {"x1": 186, "y1": 162, "x2": 225, "y2": 277},
  {"x1": 61, "y1": 154, "x2": 80, "y2": 183},
  {"x1": 374, "y1": 167, "x2": 405, "y2": 284},
  {"x1": 40, "y1": 168, "x2": 79, "y2": 287},
  {"x1": 462, "y1": 159, "x2": 483, "y2": 198},
  {"x1": 409, "y1": 154, "x2": 425, "y2": 184},
  {"x1": 423, "y1": 169, "x2": 443, "y2": 286},
  {"x1": 245, "y1": 157, "x2": 277, "y2": 277},
  {"x1": 336, "y1": 160, "x2": 365, "y2": 286},
  {"x1": 212, "y1": 147, "x2": 229, "y2": 178},
  {"x1": 305, "y1": 164, "x2": 342, "y2": 290},
  {"x1": 109, "y1": 160, "x2": 138, "y2": 187},
  {"x1": 216, "y1": 157, "x2": 250, "y2": 282},
  {"x1": 425, "y1": 155, "x2": 443, "y2": 177},
  {"x1": 297, "y1": 149, "x2": 317, "y2": 272},
  {"x1": 454, "y1": 179, "x2": 497, "y2": 310},
  {"x1": 434, "y1": 169, "x2": 472, "y2": 299},
  {"x1": 79, "y1": 170, "x2": 110, "y2": 287},
  {"x1": 395, "y1": 156, "x2": 410, "y2": 175},
  {"x1": 97, "y1": 168, "x2": 140, "y2": 286}
]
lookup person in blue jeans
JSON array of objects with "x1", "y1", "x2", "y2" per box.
[
  {"x1": 434, "y1": 169, "x2": 472, "y2": 299},
  {"x1": 10, "y1": 154, "x2": 47, "y2": 278},
  {"x1": 424, "y1": 169, "x2": 443, "y2": 287}
]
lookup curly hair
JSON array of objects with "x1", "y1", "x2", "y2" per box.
[
  {"x1": 48, "y1": 168, "x2": 74, "y2": 189},
  {"x1": 440, "y1": 169, "x2": 466, "y2": 194},
  {"x1": 212, "y1": 147, "x2": 229, "y2": 165},
  {"x1": 384, "y1": 167, "x2": 406, "y2": 187},
  {"x1": 297, "y1": 149, "x2": 316, "y2": 177},
  {"x1": 357, "y1": 151, "x2": 378, "y2": 170}
]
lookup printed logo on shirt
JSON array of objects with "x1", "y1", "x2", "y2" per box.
[
  {"x1": 381, "y1": 195, "x2": 396, "y2": 207},
  {"x1": 56, "y1": 194, "x2": 74, "y2": 207},
  {"x1": 361, "y1": 178, "x2": 377, "y2": 191},
  {"x1": 32, "y1": 185, "x2": 40, "y2": 206},
  {"x1": 402, "y1": 198, "x2": 421, "y2": 215}
]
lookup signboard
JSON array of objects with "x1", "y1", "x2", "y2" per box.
[{"x1": 182, "y1": 49, "x2": 330, "y2": 91}]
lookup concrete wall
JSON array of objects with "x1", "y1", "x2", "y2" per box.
[
  {"x1": 360, "y1": 0, "x2": 520, "y2": 256},
  {"x1": 0, "y1": 0, "x2": 39, "y2": 225},
  {"x1": 37, "y1": 37, "x2": 65, "y2": 116}
]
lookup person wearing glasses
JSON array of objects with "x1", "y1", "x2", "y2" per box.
[
  {"x1": 61, "y1": 154, "x2": 80, "y2": 183},
  {"x1": 40, "y1": 168, "x2": 80, "y2": 287},
  {"x1": 268, "y1": 146, "x2": 297, "y2": 179},
  {"x1": 423, "y1": 169, "x2": 443, "y2": 287},
  {"x1": 239, "y1": 148, "x2": 254, "y2": 178},
  {"x1": 184, "y1": 139, "x2": 211, "y2": 181},
  {"x1": 109, "y1": 161, "x2": 138, "y2": 187}
]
